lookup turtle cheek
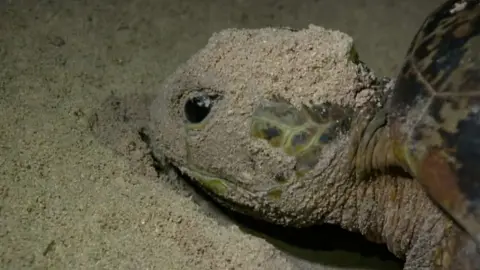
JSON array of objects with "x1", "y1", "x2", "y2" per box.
[
  {"x1": 250, "y1": 121, "x2": 286, "y2": 148},
  {"x1": 249, "y1": 121, "x2": 319, "y2": 155},
  {"x1": 249, "y1": 120, "x2": 324, "y2": 177},
  {"x1": 180, "y1": 105, "x2": 264, "y2": 188}
]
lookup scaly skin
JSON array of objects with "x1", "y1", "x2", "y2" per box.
[
  {"x1": 356, "y1": 103, "x2": 480, "y2": 269},
  {"x1": 147, "y1": 71, "x2": 477, "y2": 269}
]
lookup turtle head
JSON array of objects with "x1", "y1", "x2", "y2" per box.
[
  {"x1": 147, "y1": 26, "x2": 364, "y2": 226},
  {"x1": 149, "y1": 86, "x2": 353, "y2": 225}
]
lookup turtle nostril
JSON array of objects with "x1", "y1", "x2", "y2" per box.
[{"x1": 184, "y1": 94, "x2": 216, "y2": 123}]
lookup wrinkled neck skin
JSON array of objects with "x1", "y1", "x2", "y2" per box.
[
  {"x1": 301, "y1": 109, "x2": 440, "y2": 266},
  {"x1": 333, "y1": 106, "x2": 478, "y2": 269}
]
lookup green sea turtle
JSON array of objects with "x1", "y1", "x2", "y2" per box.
[{"x1": 147, "y1": 0, "x2": 480, "y2": 268}]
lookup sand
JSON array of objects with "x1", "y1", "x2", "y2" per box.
[{"x1": 0, "y1": 0, "x2": 444, "y2": 269}]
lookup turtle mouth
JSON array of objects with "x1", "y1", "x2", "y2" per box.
[
  {"x1": 175, "y1": 165, "x2": 269, "y2": 218},
  {"x1": 178, "y1": 166, "x2": 232, "y2": 196},
  {"x1": 177, "y1": 165, "x2": 286, "y2": 201}
]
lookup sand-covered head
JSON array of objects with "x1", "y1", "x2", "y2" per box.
[{"x1": 148, "y1": 25, "x2": 385, "y2": 225}]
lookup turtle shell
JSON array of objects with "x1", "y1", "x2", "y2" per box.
[{"x1": 388, "y1": 0, "x2": 480, "y2": 245}]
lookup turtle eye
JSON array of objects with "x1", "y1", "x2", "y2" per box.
[{"x1": 184, "y1": 92, "x2": 217, "y2": 124}]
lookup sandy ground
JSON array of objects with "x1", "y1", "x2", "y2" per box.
[{"x1": 0, "y1": 0, "x2": 445, "y2": 269}]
